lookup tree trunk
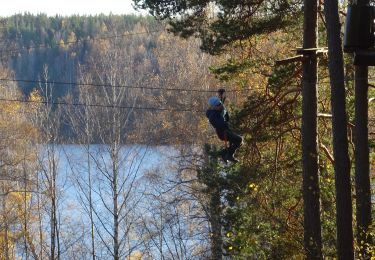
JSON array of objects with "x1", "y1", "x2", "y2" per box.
[
  {"x1": 85, "y1": 91, "x2": 96, "y2": 260},
  {"x1": 49, "y1": 144, "x2": 60, "y2": 260},
  {"x1": 88, "y1": 143, "x2": 96, "y2": 260},
  {"x1": 203, "y1": 145, "x2": 223, "y2": 260},
  {"x1": 2, "y1": 185, "x2": 10, "y2": 260},
  {"x1": 354, "y1": 66, "x2": 372, "y2": 257},
  {"x1": 50, "y1": 177, "x2": 56, "y2": 259},
  {"x1": 37, "y1": 173, "x2": 44, "y2": 259},
  {"x1": 209, "y1": 184, "x2": 222, "y2": 260},
  {"x1": 353, "y1": 0, "x2": 372, "y2": 256},
  {"x1": 112, "y1": 149, "x2": 120, "y2": 260},
  {"x1": 324, "y1": 1, "x2": 354, "y2": 258},
  {"x1": 301, "y1": 0, "x2": 323, "y2": 258},
  {"x1": 23, "y1": 167, "x2": 29, "y2": 260}
]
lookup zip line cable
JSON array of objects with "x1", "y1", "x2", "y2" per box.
[
  {"x1": 0, "y1": 78, "x2": 217, "y2": 93},
  {"x1": 0, "y1": 78, "x2": 247, "y2": 93},
  {"x1": 10, "y1": 76, "x2": 369, "y2": 92},
  {"x1": 2, "y1": 76, "x2": 375, "y2": 95},
  {"x1": 0, "y1": 81, "x2": 370, "y2": 114},
  {"x1": 0, "y1": 97, "x2": 206, "y2": 113},
  {"x1": 1, "y1": 73, "x2": 375, "y2": 95}
]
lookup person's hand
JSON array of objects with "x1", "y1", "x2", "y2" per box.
[
  {"x1": 215, "y1": 104, "x2": 224, "y2": 111},
  {"x1": 218, "y1": 88, "x2": 226, "y2": 102}
]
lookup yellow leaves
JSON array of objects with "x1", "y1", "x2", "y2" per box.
[
  {"x1": 9, "y1": 191, "x2": 24, "y2": 202},
  {"x1": 0, "y1": 102, "x2": 21, "y2": 116},
  {"x1": 0, "y1": 70, "x2": 40, "y2": 257},
  {"x1": 0, "y1": 76, "x2": 40, "y2": 173},
  {"x1": 162, "y1": 121, "x2": 172, "y2": 129},
  {"x1": 158, "y1": 32, "x2": 168, "y2": 41},
  {"x1": 9, "y1": 190, "x2": 32, "y2": 203},
  {"x1": 128, "y1": 251, "x2": 143, "y2": 260},
  {"x1": 0, "y1": 90, "x2": 22, "y2": 117},
  {"x1": 67, "y1": 31, "x2": 77, "y2": 43},
  {"x1": 59, "y1": 39, "x2": 65, "y2": 48},
  {"x1": 29, "y1": 89, "x2": 42, "y2": 102},
  {"x1": 100, "y1": 23, "x2": 108, "y2": 32},
  {"x1": 0, "y1": 232, "x2": 16, "y2": 257},
  {"x1": 198, "y1": 117, "x2": 209, "y2": 132},
  {"x1": 27, "y1": 89, "x2": 44, "y2": 116},
  {"x1": 0, "y1": 188, "x2": 34, "y2": 256},
  {"x1": 248, "y1": 183, "x2": 258, "y2": 192},
  {"x1": 0, "y1": 101, "x2": 24, "y2": 134}
]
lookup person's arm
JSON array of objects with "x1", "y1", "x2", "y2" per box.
[{"x1": 224, "y1": 108, "x2": 229, "y2": 122}]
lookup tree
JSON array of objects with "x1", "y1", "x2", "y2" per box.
[
  {"x1": 26, "y1": 66, "x2": 85, "y2": 259},
  {"x1": 70, "y1": 38, "x2": 150, "y2": 260},
  {"x1": 199, "y1": 145, "x2": 224, "y2": 259},
  {"x1": 323, "y1": 1, "x2": 354, "y2": 258},
  {"x1": 0, "y1": 68, "x2": 39, "y2": 259},
  {"x1": 285, "y1": 0, "x2": 323, "y2": 258},
  {"x1": 351, "y1": 0, "x2": 373, "y2": 257},
  {"x1": 138, "y1": 144, "x2": 227, "y2": 259},
  {"x1": 133, "y1": 0, "x2": 300, "y2": 55},
  {"x1": 63, "y1": 79, "x2": 98, "y2": 259},
  {"x1": 33, "y1": 68, "x2": 64, "y2": 259}
]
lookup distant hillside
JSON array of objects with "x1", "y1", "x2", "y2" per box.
[
  {"x1": 1, "y1": 14, "x2": 163, "y2": 97},
  {"x1": 0, "y1": 14, "x2": 218, "y2": 143}
]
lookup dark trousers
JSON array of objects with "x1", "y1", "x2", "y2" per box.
[{"x1": 217, "y1": 129, "x2": 243, "y2": 156}]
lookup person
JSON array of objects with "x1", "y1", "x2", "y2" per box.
[{"x1": 206, "y1": 95, "x2": 242, "y2": 163}]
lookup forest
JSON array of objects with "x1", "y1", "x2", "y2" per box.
[{"x1": 0, "y1": 0, "x2": 374, "y2": 259}]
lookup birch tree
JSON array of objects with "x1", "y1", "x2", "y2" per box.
[{"x1": 69, "y1": 37, "x2": 150, "y2": 260}]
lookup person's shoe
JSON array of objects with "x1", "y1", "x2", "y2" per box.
[
  {"x1": 219, "y1": 149, "x2": 228, "y2": 164},
  {"x1": 226, "y1": 154, "x2": 239, "y2": 163}
]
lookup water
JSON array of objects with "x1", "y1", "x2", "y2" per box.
[
  {"x1": 40, "y1": 145, "x2": 184, "y2": 259},
  {"x1": 6, "y1": 143, "x2": 209, "y2": 258}
]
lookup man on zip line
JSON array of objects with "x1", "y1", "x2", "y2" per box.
[{"x1": 206, "y1": 88, "x2": 242, "y2": 163}]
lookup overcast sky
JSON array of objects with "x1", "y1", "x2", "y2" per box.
[{"x1": 0, "y1": 0, "x2": 146, "y2": 17}]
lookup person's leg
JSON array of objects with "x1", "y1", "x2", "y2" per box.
[
  {"x1": 214, "y1": 130, "x2": 229, "y2": 163},
  {"x1": 226, "y1": 131, "x2": 242, "y2": 161},
  {"x1": 219, "y1": 148, "x2": 229, "y2": 164}
]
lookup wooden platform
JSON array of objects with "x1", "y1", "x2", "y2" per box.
[{"x1": 275, "y1": 47, "x2": 328, "y2": 65}]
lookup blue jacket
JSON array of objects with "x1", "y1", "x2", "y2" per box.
[{"x1": 206, "y1": 108, "x2": 228, "y2": 140}]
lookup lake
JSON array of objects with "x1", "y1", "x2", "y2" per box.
[{"x1": 32, "y1": 144, "x2": 208, "y2": 259}]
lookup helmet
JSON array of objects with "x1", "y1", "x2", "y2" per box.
[{"x1": 208, "y1": 96, "x2": 221, "y2": 106}]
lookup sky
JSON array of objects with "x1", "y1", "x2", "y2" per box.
[{"x1": 0, "y1": 0, "x2": 146, "y2": 17}]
